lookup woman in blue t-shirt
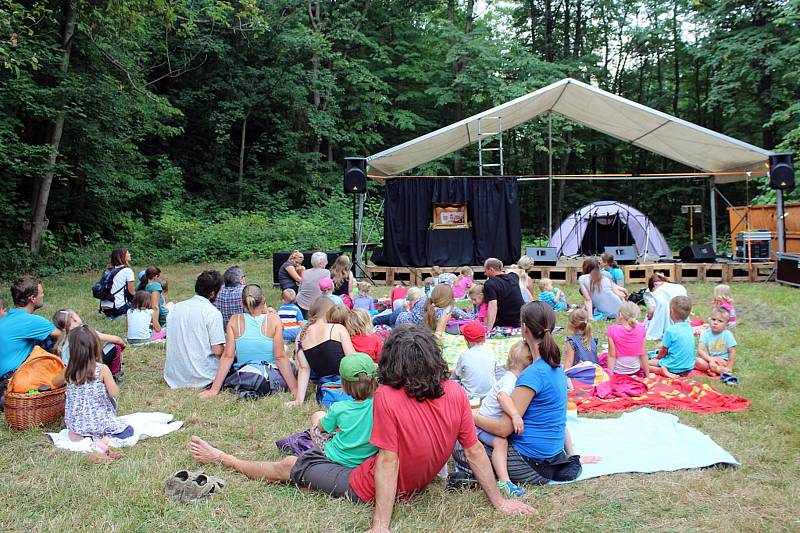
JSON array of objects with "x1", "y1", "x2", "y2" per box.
[
  {"x1": 467, "y1": 302, "x2": 591, "y2": 484},
  {"x1": 138, "y1": 266, "x2": 171, "y2": 331}
]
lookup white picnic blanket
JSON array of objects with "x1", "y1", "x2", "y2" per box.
[
  {"x1": 46, "y1": 412, "x2": 183, "y2": 452},
  {"x1": 563, "y1": 408, "x2": 738, "y2": 483}
]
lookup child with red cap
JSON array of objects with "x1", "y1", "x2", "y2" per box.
[{"x1": 454, "y1": 321, "x2": 496, "y2": 400}]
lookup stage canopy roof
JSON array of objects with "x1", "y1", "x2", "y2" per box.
[{"x1": 367, "y1": 78, "x2": 774, "y2": 184}]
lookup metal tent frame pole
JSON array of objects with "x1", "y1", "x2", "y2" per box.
[
  {"x1": 709, "y1": 176, "x2": 718, "y2": 253},
  {"x1": 548, "y1": 113, "x2": 553, "y2": 238},
  {"x1": 776, "y1": 188, "x2": 785, "y2": 254},
  {"x1": 355, "y1": 191, "x2": 367, "y2": 278}
]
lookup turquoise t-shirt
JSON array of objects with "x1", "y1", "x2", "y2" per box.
[
  {"x1": 145, "y1": 281, "x2": 168, "y2": 326},
  {"x1": 511, "y1": 358, "x2": 567, "y2": 459},
  {"x1": 602, "y1": 267, "x2": 625, "y2": 286},
  {"x1": 539, "y1": 290, "x2": 566, "y2": 312},
  {"x1": 699, "y1": 329, "x2": 736, "y2": 360},
  {"x1": 660, "y1": 321, "x2": 696, "y2": 373},
  {"x1": 320, "y1": 398, "x2": 378, "y2": 468},
  {"x1": 0, "y1": 308, "x2": 56, "y2": 376}
]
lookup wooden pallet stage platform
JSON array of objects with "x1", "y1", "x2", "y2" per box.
[{"x1": 364, "y1": 262, "x2": 775, "y2": 286}]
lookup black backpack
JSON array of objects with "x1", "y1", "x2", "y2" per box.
[{"x1": 92, "y1": 266, "x2": 125, "y2": 305}]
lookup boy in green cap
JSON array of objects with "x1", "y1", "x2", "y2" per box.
[{"x1": 309, "y1": 353, "x2": 379, "y2": 468}]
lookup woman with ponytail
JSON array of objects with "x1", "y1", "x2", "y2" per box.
[
  {"x1": 200, "y1": 284, "x2": 296, "y2": 398},
  {"x1": 578, "y1": 258, "x2": 625, "y2": 319},
  {"x1": 462, "y1": 302, "x2": 587, "y2": 485}
]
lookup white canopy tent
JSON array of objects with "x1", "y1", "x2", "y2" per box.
[{"x1": 365, "y1": 77, "x2": 783, "y2": 258}]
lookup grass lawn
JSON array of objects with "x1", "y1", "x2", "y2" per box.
[{"x1": 1, "y1": 260, "x2": 799, "y2": 531}]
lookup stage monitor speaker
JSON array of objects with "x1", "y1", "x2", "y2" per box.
[
  {"x1": 769, "y1": 153, "x2": 795, "y2": 190},
  {"x1": 525, "y1": 246, "x2": 558, "y2": 266},
  {"x1": 272, "y1": 251, "x2": 343, "y2": 286},
  {"x1": 679, "y1": 243, "x2": 716, "y2": 263},
  {"x1": 777, "y1": 253, "x2": 800, "y2": 287},
  {"x1": 344, "y1": 157, "x2": 367, "y2": 194},
  {"x1": 604, "y1": 245, "x2": 638, "y2": 265}
]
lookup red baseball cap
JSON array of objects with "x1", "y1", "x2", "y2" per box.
[{"x1": 460, "y1": 321, "x2": 486, "y2": 343}]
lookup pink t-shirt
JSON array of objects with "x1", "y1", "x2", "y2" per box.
[
  {"x1": 607, "y1": 323, "x2": 646, "y2": 374},
  {"x1": 719, "y1": 301, "x2": 737, "y2": 327},
  {"x1": 476, "y1": 302, "x2": 488, "y2": 322},
  {"x1": 452, "y1": 276, "x2": 473, "y2": 299}
]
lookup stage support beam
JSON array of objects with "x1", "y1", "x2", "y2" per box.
[
  {"x1": 709, "y1": 177, "x2": 717, "y2": 253},
  {"x1": 355, "y1": 192, "x2": 366, "y2": 278},
  {"x1": 777, "y1": 188, "x2": 785, "y2": 254},
  {"x1": 548, "y1": 113, "x2": 553, "y2": 238}
]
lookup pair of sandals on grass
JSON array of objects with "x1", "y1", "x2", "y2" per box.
[{"x1": 165, "y1": 470, "x2": 226, "y2": 501}]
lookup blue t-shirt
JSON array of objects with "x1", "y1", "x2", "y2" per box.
[
  {"x1": 539, "y1": 290, "x2": 566, "y2": 312},
  {"x1": 660, "y1": 321, "x2": 696, "y2": 373},
  {"x1": 511, "y1": 358, "x2": 567, "y2": 459},
  {"x1": 0, "y1": 308, "x2": 56, "y2": 376},
  {"x1": 145, "y1": 281, "x2": 169, "y2": 326},
  {"x1": 699, "y1": 329, "x2": 736, "y2": 360}
]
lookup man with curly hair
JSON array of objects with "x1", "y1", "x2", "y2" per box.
[{"x1": 188, "y1": 324, "x2": 533, "y2": 531}]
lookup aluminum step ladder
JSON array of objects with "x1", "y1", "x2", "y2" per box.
[{"x1": 477, "y1": 116, "x2": 504, "y2": 176}]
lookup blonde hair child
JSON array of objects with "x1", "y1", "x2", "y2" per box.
[
  {"x1": 564, "y1": 309, "x2": 598, "y2": 369},
  {"x1": 52, "y1": 308, "x2": 125, "y2": 364},
  {"x1": 353, "y1": 281, "x2": 375, "y2": 311},
  {"x1": 712, "y1": 284, "x2": 736, "y2": 328},
  {"x1": 468, "y1": 283, "x2": 488, "y2": 324},
  {"x1": 424, "y1": 284, "x2": 470, "y2": 331},
  {"x1": 537, "y1": 278, "x2": 567, "y2": 312},
  {"x1": 606, "y1": 302, "x2": 650, "y2": 377},
  {"x1": 346, "y1": 308, "x2": 384, "y2": 362},
  {"x1": 452, "y1": 266, "x2": 475, "y2": 299}
]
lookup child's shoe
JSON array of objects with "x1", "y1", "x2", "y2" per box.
[{"x1": 498, "y1": 480, "x2": 526, "y2": 497}]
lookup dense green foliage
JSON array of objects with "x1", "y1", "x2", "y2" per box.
[{"x1": 1, "y1": 0, "x2": 799, "y2": 273}]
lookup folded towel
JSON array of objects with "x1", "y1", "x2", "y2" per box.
[{"x1": 46, "y1": 412, "x2": 183, "y2": 452}]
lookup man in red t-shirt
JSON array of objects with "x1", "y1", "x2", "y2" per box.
[{"x1": 189, "y1": 325, "x2": 533, "y2": 530}]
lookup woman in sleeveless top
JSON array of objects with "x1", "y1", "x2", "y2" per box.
[
  {"x1": 200, "y1": 285, "x2": 296, "y2": 397},
  {"x1": 278, "y1": 251, "x2": 304, "y2": 292},
  {"x1": 286, "y1": 297, "x2": 356, "y2": 407},
  {"x1": 330, "y1": 254, "x2": 355, "y2": 305}
]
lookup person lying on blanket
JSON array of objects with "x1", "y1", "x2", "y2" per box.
[
  {"x1": 695, "y1": 307, "x2": 737, "y2": 376},
  {"x1": 648, "y1": 296, "x2": 695, "y2": 379}
]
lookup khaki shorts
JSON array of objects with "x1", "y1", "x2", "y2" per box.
[{"x1": 289, "y1": 448, "x2": 364, "y2": 503}]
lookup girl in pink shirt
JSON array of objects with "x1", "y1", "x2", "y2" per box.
[
  {"x1": 468, "y1": 283, "x2": 488, "y2": 324},
  {"x1": 712, "y1": 284, "x2": 736, "y2": 329},
  {"x1": 452, "y1": 266, "x2": 474, "y2": 299},
  {"x1": 606, "y1": 302, "x2": 650, "y2": 376}
]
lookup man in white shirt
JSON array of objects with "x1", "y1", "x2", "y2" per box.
[{"x1": 164, "y1": 271, "x2": 226, "y2": 389}]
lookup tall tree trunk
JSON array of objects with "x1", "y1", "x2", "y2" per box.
[
  {"x1": 573, "y1": 0, "x2": 582, "y2": 58},
  {"x1": 308, "y1": 1, "x2": 322, "y2": 155},
  {"x1": 238, "y1": 109, "x2": 250, "y2": 208},
  {"x1": 693, "y1": 56, "x2": 703, "y2": 126},
  {"x1": 672, "y1": 1, "x2": 680, "y2": 116},
  {"x1": 29, "y1": 0, "x2": 77, "y2": 253},
  {"x1": 528, "y1": 0, "x2": 536, "y2": 50},
  {"x1": 563, "y1": 0, "x2": 571, "y2": 60},
  {"x1": 544, "y1": 0, "x2": 553, "y2": 62}
]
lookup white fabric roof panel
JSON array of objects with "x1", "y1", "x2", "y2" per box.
[{"x1": 367, "y1": 78, "x2": 773, "y2": 183}]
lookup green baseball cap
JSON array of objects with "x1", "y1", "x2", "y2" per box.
[{"x1": 339, "y1": 353, "x2": 377, "y2": 382}]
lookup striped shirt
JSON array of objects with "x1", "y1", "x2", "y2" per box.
[{"x1": 278, "y1": 303, "x2": 304, "y2": 329}]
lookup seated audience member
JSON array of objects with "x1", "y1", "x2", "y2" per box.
[
  {"x1": 564, "y1": 309, "x2": 598, "y2": 368},
  {"x1": 394, "y1": 287, "x2": 427, "y2": 326},
  {"x1": 431, "y1": 265, "x2": 457, "y2": 287},
  {"x1": 606, "y1": 302, "x2": 649, "y2": 376},
  {"x1": 163, "y1": 271, "x2": 226, "y2": 389},
  {"x1": 600, "y1": 252, "x2": 625, "y2": 287},
  {"x1": 138, "y1": 266, "x2": 170, "y2": 331},
  {"x1": 372, "y1": 298, "x2": 404, "y2": 328},
  {"x1": 510, "y1": 256, "x2": 535, "y2": 303},
  {"x1": 537, "y1": 278, "x2": 567, "y2": 312},
  {"x1": 390, "y1": 284, "x2": 407, "y2": 310},
  {"x1": 0, "y1": 276, "x2": 61, "y2": 407},
  {"x1": 330, "y1": 255, "x2": 356, "y2": 307},
  {"x1": 483, "y1": 258, "x2": 525, "y2": 330},
  {"x1": 0, "y1": 298, "x2": 8, "y2": 320},
  {"x1": 475, "y1": 341, "x2": 533, "y2": 498},
  {"x1": 52, "y1": 309, "x2": 125, "y2": 372},
  {"x1": 214, "y1": 265, "x2": 246, "y2": 329},
  {"x1": 468, "y1": 283, "x2": 488, "y2": 323},
  {"x1": 424, "y1": 284, "x2": 471, "y2": 333},
  {"x1": 278, "y1": 289, "x2": 305, "y2": 343},
  {"x1": 452, "y1": 266, "x2": 474, "y2": 300},
  {"x1": 346, "y1": 308, "x2": 383, "y2": 362},
  {"x1": 189, "y1": 324, "x2": 532, "y2": 530},
  {"x1": 648, "y1": 296, "x2": 695, "y2": 378},
  {"x1": 455, "y1": 321, "x2": 496, "y2": 399},
  {"x1": 126, "y1": 291, "x2": 159, "y2": 344},
  {"x1": 578, "y1": 258, "x2": 625, "y2": 319},
  {"x1": 644, "y1": 272, "x2": 687, "y2": 340},
  {"x1": 278, "y1": 251, "x2": 304, "y2": 293},
  {"x1": 288, "y1": 298, "x2": 356, "y2": 407},
  {"x1": 296, "y1": 252, "x2": 332, "y2": 318},
  {"x1": 462, "y1": 302, "x2": 587, "y2": 486},
  {"x1": 696, "y1": 307, "x2": 737, "y2": 375},
  {"x1": 306, "y1": 352, "x2": 379, "y2": 467},
  {"x1": 712, "y1": 284, "x2": 737, "y2": 329},
  {"x1": 320, "y1": 278, "x2": 344, "y2": 306},
  {"x1": 200, "y1": 284, "x2": 295, "y2": 398},
  {"x1": 353, "y1": 282, "x2": 375, "y2": 311},
  {"x1": 100, "y1": 248, "x2": 136, "y2": 319}
]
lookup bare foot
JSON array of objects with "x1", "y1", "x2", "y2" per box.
[
  {"x1": 661, "y1": 368, "x2": 679, "y2": 379},
  {"x1": 189, "y1": 435, "x2": 223, "y2": 464},
  {"x1": 580, "y1": 455, "x2": 602, "y2": 464}
]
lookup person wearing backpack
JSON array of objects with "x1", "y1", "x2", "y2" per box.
[{"x1": 95, "y1": 248, "x2": 135, "y2": 319}]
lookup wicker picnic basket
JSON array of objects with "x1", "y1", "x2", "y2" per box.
[{"x1": 4, "y1": 387, "x2": 66, "y2": 431}]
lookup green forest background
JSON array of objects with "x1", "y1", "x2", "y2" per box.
[{"x1": 2, "y1": 0, "x2": 799, "y2": 276}]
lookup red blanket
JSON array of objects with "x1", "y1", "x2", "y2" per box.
[{"x1": 570, "y1": 375, "x2": 750, "y2": 414}]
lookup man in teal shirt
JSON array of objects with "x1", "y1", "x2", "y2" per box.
[{"x1": 0, "y1": 276, "x2": 60, "y2": 408}]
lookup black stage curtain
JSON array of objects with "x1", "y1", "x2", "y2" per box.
[{"x1": 380, "y1": 177, "x2": 521, "y2": 267}]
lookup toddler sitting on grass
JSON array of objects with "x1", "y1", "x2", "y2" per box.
[
  {"x1": 537, "y1": 278, "x2": 567, "y2": 312},
  {"x1": 648, "y1": 296, "x2": 695, "y2": 378},
  {"x1": 474, "y1": 341, "x2": 533, "y2": 497},
  {"x1": 308, "y1": 353, "x2": 379, "y2": 468},
  {"x1": 696, "y1": 307, "x2": 737, "y2": 375}
]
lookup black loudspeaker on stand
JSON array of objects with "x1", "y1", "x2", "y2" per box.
[
  {"x1": 679, "y1": 243, "x2": 716, "y2": 263},
  {"x1": 344, "y1": 157, "x2": 368, "y2": 194},
  {"x1": 769, "y1": 153, "x2": 795, "y2": 190}
]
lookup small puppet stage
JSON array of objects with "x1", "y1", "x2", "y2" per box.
[
  {"x1": 365, "y1": 259, "x2": 774, "y2": 286},
  {"x1": 371, "y1": 176, "x2": 521, "y2": 268}
]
